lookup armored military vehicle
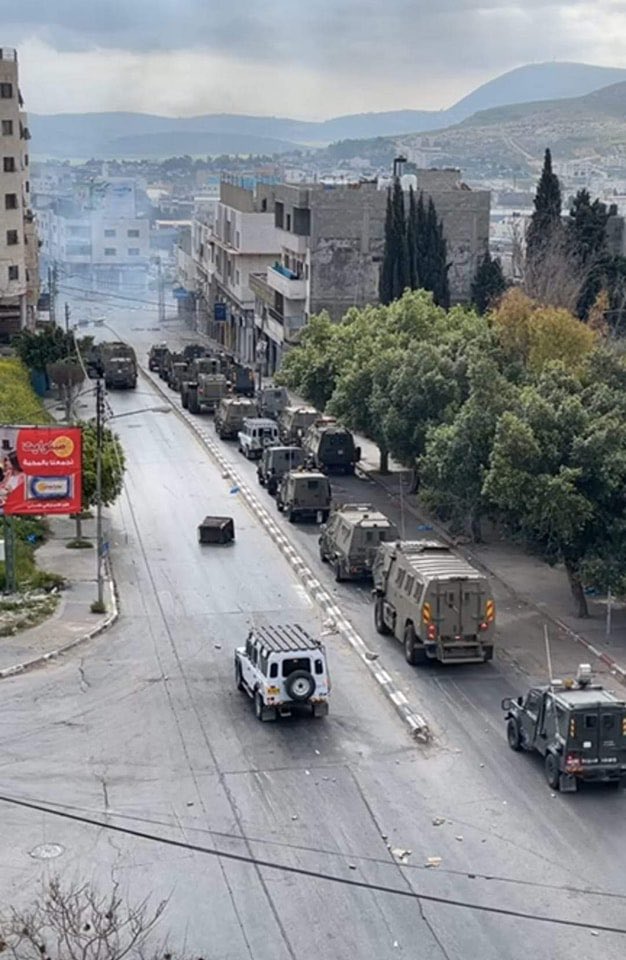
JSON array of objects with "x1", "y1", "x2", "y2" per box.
[
  {"x1": 319, "y1": 503, "x2": 399, "y2": 582},
  {"x1": 276, "y1": 469, "x2": 331, "y2": 523},
  {"x1": 221, "y1": 356, "x2": 255, "y2": 397},
  {"x1": 257, "y1": 446, "x2": 305, "y2": 495},
  {"x1": 214, "y1": 397, "x2": 258, "y2": 440},
  {"x1": 182, "y1": 342, "x2": 210, "y2": 363},
  {"x1": 168, "y1": 359, "x2": 188, "y2": 392},
  {"x1": 372, "y1": 540, "x2": 495, "y2": 665},
  {"x1": 237, "y1": 417, "x2": 279, "y2": 459},
  {"x1": 163, "y1": 351, "x2": 185, "y2": 387},
  {"x1": 148, "y1": 342, "x2": 168, "y2": 372},
  {"x1": 93, "y1": 341, "x2": 137, "y2": 389},
  {"x1": 181, "y1": 356, "x2": 226, "y2": 412},
  {"x1": 257, "y1": 385, "x2": 289, "y2": 420},
  {"x1": 302, "y1": 418, "x2": 361, "y2": 475},
  {"x1": 502, "y1": 664, "x2": 626, "y2": 792},
  {"x1": 278, "y1": 405, "x2": 318, "y2": 446}
]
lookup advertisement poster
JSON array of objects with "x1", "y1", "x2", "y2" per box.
[{"x1": 0, "y1": 426, "x2": 82, "y2": 516}]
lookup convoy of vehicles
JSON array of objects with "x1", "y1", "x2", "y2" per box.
[
  {"x1": 276, "y1": 469, "x2": 332, "y2": 523},
  {"x1": 302, "y1": 418, "x2": 361, "y2": 474},
  {"x1": 235, "y1": 624, "x2": 330, "y2": 721},
  {"x1": 502, "y1": 664, "x2": 626, "y2": 791},
  {"x1": 257, "y1": 446, "x2": 305, "y2": 495},
  {"x1": 372, "y1": 540, "x2": 496, "y2": 665},
  {"x1": 319, "y1": 503, "x2": 399, "y2": 582}
]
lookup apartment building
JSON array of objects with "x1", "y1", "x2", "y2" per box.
[{"x1": 0, "y1": 48, "x2": 38, "y2": 339}]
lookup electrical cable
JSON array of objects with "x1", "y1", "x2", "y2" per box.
[{"x1": 0, "y1": 793, "x2": 624, "y2": 935}]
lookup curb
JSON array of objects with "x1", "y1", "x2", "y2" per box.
[
  {"x1": 140, "y1": 367, "x2": 430, "y2": 742},
  {"x1": 366, "y1": 468, "x2": 626, "y2": 688},
  {"x1": 0, "y1": 572, "x2": 119, "y2": 681}
]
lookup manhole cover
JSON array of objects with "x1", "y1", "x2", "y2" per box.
[{"x1": 29, "y1": 843, "x2": 65, "y2": 860}]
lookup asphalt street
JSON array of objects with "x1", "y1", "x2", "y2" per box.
[{"x1": 0, "y1": 295, "x2": 624, "y2": 960}]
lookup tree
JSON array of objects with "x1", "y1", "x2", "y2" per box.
[
  {"x1": 47, "y1": 358, "x2": 85, "y2": 420},
  {"x1": 378, "y1": 179, "x2": 410, "y2": 305},
  {"x1": 420, "y1": 197, "x2": 450, "y2": 308},
  {"x1": 275, "y1": 312, "x2": 346, "y2": 411},
  {"x1": 379, "y1": 190, "x2": 394, "y2": 305},
  {"x1": 471, "y1": 250, "x2": 507, "y2": 315},
  {"x1": 565, "y1": 189, "x2": 610, "y2": 318},
  {"x1": 72, "y1": 420, "x2": 125, "y2": 542},
  {"x1": 0, "y1": 876, "x2": 190, "y2": 960},
  {"x1": 525, "y1": 147, "x2": 562, "y2": 267},
  {"x1": 406, "y1": 187, "x2": 419, "y2": 290}
]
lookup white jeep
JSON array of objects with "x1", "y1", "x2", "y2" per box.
[
  {"x1": 237, "y1": 417, "x2": 279, "y2": 460},
  {"x1": 234, "y1": 624, "x2": 330, "y2": 721}
]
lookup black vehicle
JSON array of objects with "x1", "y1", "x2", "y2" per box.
[{"x1": 502, "y1": 664, "x2": 626, "y2": 792}]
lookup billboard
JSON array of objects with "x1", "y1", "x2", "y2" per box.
[{"x1": 0, "y1": 426, "x2": 82, "y2": 516}]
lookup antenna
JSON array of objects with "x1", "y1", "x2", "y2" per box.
[
  {"x1": 398, "y1": 472, "x2": 406, "y2": 539},
  {"x1": 544, "y1": 624, "x2": 554, "y2": 689}
]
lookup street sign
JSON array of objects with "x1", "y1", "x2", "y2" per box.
[{"x1": 214, "y1": 302, "x2": 227, "y2": 322}]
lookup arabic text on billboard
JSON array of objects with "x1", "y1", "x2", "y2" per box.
[{"x1": 0, "y1": 426, "x2": 82, "y2": 516}]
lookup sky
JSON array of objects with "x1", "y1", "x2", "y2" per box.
[{"x1": 1, "y1": 0, "x2": 625, "y2": 118}]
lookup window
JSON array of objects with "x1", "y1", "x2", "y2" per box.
[
  {"x1": 104, "y1": 247, "x2": 116, "y2": 256},
  {"x1": 307, "y1": 480, "x2": 319, "y2": 490},
  {"x1": 0, "y1": 84, "x2": 13, "y2": 99},
  {"x1": 286, "y1": 213, "x2": 292, "y2": 231},
  {"x1": 259, "y1": 651, "x2": 269, "y2": 675},
  {"x1": 274, "y1": 201, "x2": 284, "y2": 229},
  {"x1": 314, "y1": 659, "x2": 324, "y2": 675},
  {"x1": 24, "y1": 153, "x2": 28, "y2": 166},
  {"x1": 1, "y1": 120, "x2": 12, "y2": 136},
  {"x1": 584, "y1": 714, "x2": 597, "y2": 730},
  {"x1": 602, "y1": 713, "x2": 615, "y2": 732},
  {"x1": 269, "y1": 661, "x2": 278, "y2": 679},
  {"x1": 405, "y1": 575, "x2": 414, "y2": 594},
  {"x1": 104, "y1": 229, "x2": 116, "y2": 238},
  {"x1": 395, "y1": 568, "x2": 405, "y2": 588},
  {"x1": 3, "y1": 157, "x2": 14, "y2": 172},
  {"x1": 25, "y1": 180, "x2": 29, "y2": 192},
  {"x1": 127, "y1": 228, "x2": 140, "y2": 238},
  {"x1": 8, "y1": 264, "x2": 18, "y2": 281},
  {"x1": 4, "y1": 193, "x2": 17, "y2": 209},
  {"x1": 128, "y1": 247, "x2": 140, "y2": 256},
  {"x1": 282, "y1": 657, "x2": 311, "y2": 677},
  {"x1": 236, "y1": 270, "x2": 240, "y2": 285},
  {"x1": 6, "y1": 230, "x2": 18, "y2": 245}
]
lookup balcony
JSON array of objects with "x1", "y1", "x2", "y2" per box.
[{"x1": 267, "y1": 262, "x2": 306, "y2": 300}]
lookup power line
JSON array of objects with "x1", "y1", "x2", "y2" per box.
[{"x1": 0, "y1": 792, "x2": 624, "y2": 935}]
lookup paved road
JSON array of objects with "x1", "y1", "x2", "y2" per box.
[{"x1": 0, "y1": 297, "x2": 621, "y2": 958}]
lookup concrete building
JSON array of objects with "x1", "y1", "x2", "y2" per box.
[
  {"x1": 251, "y1": 170, "x2": 490, "y2": 374},
  {"x1": 0, "y1": 48, "x2": 38, "y2": 339}
]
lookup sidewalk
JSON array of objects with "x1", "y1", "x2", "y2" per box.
[{"x1": 0, "y1": 394, "x2": 118, "y2": 679}]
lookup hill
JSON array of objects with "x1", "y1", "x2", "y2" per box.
[{"x1": 28, "y1": 61, "x2": 626, "y2": 159}]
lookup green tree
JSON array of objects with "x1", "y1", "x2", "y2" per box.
[
  {"x1": 566, "y1": 189, "x2": 610, "y2": 318},
  {"x1": 379, "y1": 179, "x2": 410, "y2": 305},
  {"x1": 406, "y1": 186, "x2": 419, "y2": 289},
  {"x1": 379, "y1": 190, "x2": 394, "y2": 305},
  {"x1": 419, "y1": 197, "x2": 450, "y2": 308},
  {"x1": 471, "y1": 250, "x2": 507, "y2": 314},
  {"x1": 526, "y1": 147, "x2": 562, "y2": 266},
  {"x1": 275, "y1": 312, "x2": 347, "y2": 410},
  {"x1": 76, "y1": 421, "x2": 125, "y2": 540}
]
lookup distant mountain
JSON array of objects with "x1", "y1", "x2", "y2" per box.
[{"x1": 28, "y1": 61, "x2": 626, "y2": 160}]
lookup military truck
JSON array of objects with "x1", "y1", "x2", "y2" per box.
[
  {"x1": 502, "y1": 664, "x2": 626, "y2": 792},
  {"x1": 278, "y1": 405, "x2": 318, "y2": 446},
  {"x1": 319, "y1": 503, "x2": 399, "y2": 582},
  {"x1": 180, "y1": 356, "x2": 226, "y2": 412},
  {"x1": 148, "y1": 342, "x2": 168, "y2": 372},
  {"x1": 372, "y1": 540, "x2": 495, "y2": 665},
  {"x1": 257, "y1": 385, "x2": 289, "y2": 421},
  {"x1": 96, "y1": 341, "x2": 137, "y2": 389},
  {"x1": 276, "y1": 469, "x2": 331, "y2": 523},
  {"x1": 214, "y1": 397, "x2": 258, "y2": 440},
  {"x1": 222, "y1": 356, "x2": 255, "y2": 397},
  {"x1": 168, "y1": 359, "x2": 188, "y2": 392},
  {"x1": 257, "y1": 445, "x2": 305, "y2": 495},
  {"x1": 302, "y1": 418, "x2": 361, "y2": 475},
  {"x1": 164, "y1": 351, "x2": 185, "y2": 388}
]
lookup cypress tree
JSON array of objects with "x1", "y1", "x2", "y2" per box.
[
  {"x1": 415, "y1": 190, "x2": 427, "y2": 289},
  {"x1": 391, "y1": 177, "x2": 409, "y2": 299},
  {"x1": 526, "y1": 148, "x2": 562, "y2": 264},
  {"x1": 407, "y1": 187, "x2": 419, "y2": 289},
  {"x1": 471, "y1": 250, "x2": 507, "y2": 314},
  {"x1": 379, "y1": 190, "x2": 394, "y2": 305},
  {"x1": 424, "y1": 197, "x2": 450, "y2": 308}
]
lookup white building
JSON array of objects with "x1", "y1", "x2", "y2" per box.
[{"x1": 0, "y1": 48, "x2": 38, "y2": 339}]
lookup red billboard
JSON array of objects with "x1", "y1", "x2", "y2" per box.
[{"x1": 0, "y1": 426, "x2": 82, "y2": 516}]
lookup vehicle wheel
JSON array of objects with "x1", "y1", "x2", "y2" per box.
[
  {"x1": 285, "y1": 671, "x2": 315, "y2": 702},
  {"x1": 267, "y1": 480, "x2": 277, "y2": 496},
  {"x1": 483, "y1": 645, "x2": 494, "y2": 662},
  {"x1": 288, "y1": 508, "x2": 297, "y2": 524},
  {"x1": 334, "y1": 561, "x2": 344, "y2": 582},
  {"x1": 258, "y1": 472, "x2": 265, "y2": 486},
  {"x1": 374, "y1": 596, "x2": 391, "y2": 635},
  {"x1": 188, "y1": 392, "x2": 200, "y2": 414},
  {"x1": 506, "y1": 718, "x2": 522, "y2": 751},
  {"x1": 545, "y1": 753, "x2": 560, "y2": 790},
  {"x1": 404, "y1": 623, "x2": 425, "y2": 666},
  {"x1": 321, "y1": 510, "x2": 330, "y2": 523},
  {"x1": 181, "y1": 390, "x2": 189, "y2": 409},
  {"x1": 319, "y1": 544, "x2": 328, "y2": 563},
  {"x1": 276, "y1": 498, "x2": 284, "y2": 512}
]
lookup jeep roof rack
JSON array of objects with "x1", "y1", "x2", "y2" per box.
[{"x1": 249, "y1": 623, "x2": 322, "y2": 653}]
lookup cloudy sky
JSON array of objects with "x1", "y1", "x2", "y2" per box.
[{"x1": 1, "y1": 0, "x2": 625, "y2": 117}]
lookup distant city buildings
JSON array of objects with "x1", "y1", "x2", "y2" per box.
[{"x1": 0, "y1": 48, "x2": 38, "y2": 340}]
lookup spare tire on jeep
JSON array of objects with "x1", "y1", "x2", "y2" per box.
[{"x1": 285, "y1": 670, "x2": 315, "y2": 701}]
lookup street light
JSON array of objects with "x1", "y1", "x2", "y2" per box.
[{"x1": 94, "y1": 379, "x2": 171, "y2": 610}]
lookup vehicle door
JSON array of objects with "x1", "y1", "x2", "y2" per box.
[
  {"x1": 569, "y1": 706, "x2": 624, "y2": 769},
  {"x1": 519, "y1": 689, "x2": 543, "y2": 750},
  {"x1": 239, "y1": 636, "x2": 258, "y2": 689}
]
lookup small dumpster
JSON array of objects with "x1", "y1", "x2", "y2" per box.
[{"x1": 198, "y1": 516, "x2": 235, "y2": 544}]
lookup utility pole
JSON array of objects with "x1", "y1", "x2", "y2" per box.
[
  {"x1": 64, "y1": 301, "x2": 70, "y2": 333},
  {"x1": 48, "y1": 262, "x2": 58, "y2": 325},
  {"x1": 95, "y1": 377, "x2": 105, "y2": 609},
  {"x1": 157, "y1": 256, "x2": 165, "y2": 323}
]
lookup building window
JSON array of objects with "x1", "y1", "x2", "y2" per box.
[
  {"x1": 8, "y1": 264, "x2": 18, "y2": 280},
  {"x1": 104, "y1": 247, "x2": 116, "y2": 256},
  {"x1": 128, "y1": 247, "x2": 140, "y2": 256},
  {"x1": 236, "y1": 270, "x2": 240, "y2": 285},
  {"x1": 24, "y1": 153, "x2": 28, "y2": 166},
  {"x1": 25, "y1": 180, "x2": 29, "y2": 192},
  {"x1": 0, "y1": 84, "x2": 13, "y2": 99},
  {"x1": 104, "y1": 229, "x2": 116, "y2": 238},
  {"x1": 6, "y1": 229, "x2": 18, "y2": 245},
  {"x1": 235, "y1": 231, "x2": 240, "y2": 248},
  {"x1": 3, "y1": 157, "x2": 15, "y2": 172},
  {"x1": 127, "y1": 228, "x2": 140, "y2": 238},
  {"x1": 4, "y1": 193, "x2": 17, "y2": 209},
  {"x1": 286, "y1": 213, "x2": 291, "y2": 231},
  {"x1": 1, "y1": 120, "x2": 12, "y2": 136}
]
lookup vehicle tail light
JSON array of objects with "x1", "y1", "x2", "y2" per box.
[
  {"x1": 422, "y1": 603, "x2": 432, "y2": 624},
  {"x1": 479, "y1": 622, "x2": 488, "y2": 631},
  {"x1": 427, "y1": 623, "x2": 437, "y2": 641},
  {"x1": 565, "y1": 753, "x2": 582, "y2": 773},
  {"x1": 622, "y1": 716, "x2": 626, "y2": 736},
  {"x1": 569, "y1": 718, "x2": 576, "y2": 738}
]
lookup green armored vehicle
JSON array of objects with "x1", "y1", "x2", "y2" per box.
[
  {"x1": 302, "y1": 417, "x2": 361, "y2": 475},
  {"x1": 502, "y1": 664, "x2": 626, "y2": 792},
  {"x1": 279, "y1": 405, "x2": 318, "y2": 446},
  {"x1": 372, "y1": 540, "x2": 495, "y2": 665},
  {"x1": 319, "y1": 503, "x2": 399, "y2": 582},
  {"x1": 214, "y1": 397, "x2": 258, "y2": 440},
  {"x1": 276, "y1": 469, "x2": 332, "y2": 524},
  {"x1": 257, "y1": 446, "x2": 305, "y2": 495},
  {"x1": 181, "y1": 356, "x2": 227, "y2": 413}
]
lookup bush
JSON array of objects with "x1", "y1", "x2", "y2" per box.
[{"x1": 0, "y1": 357, "x2": 51, "y2": 424}]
